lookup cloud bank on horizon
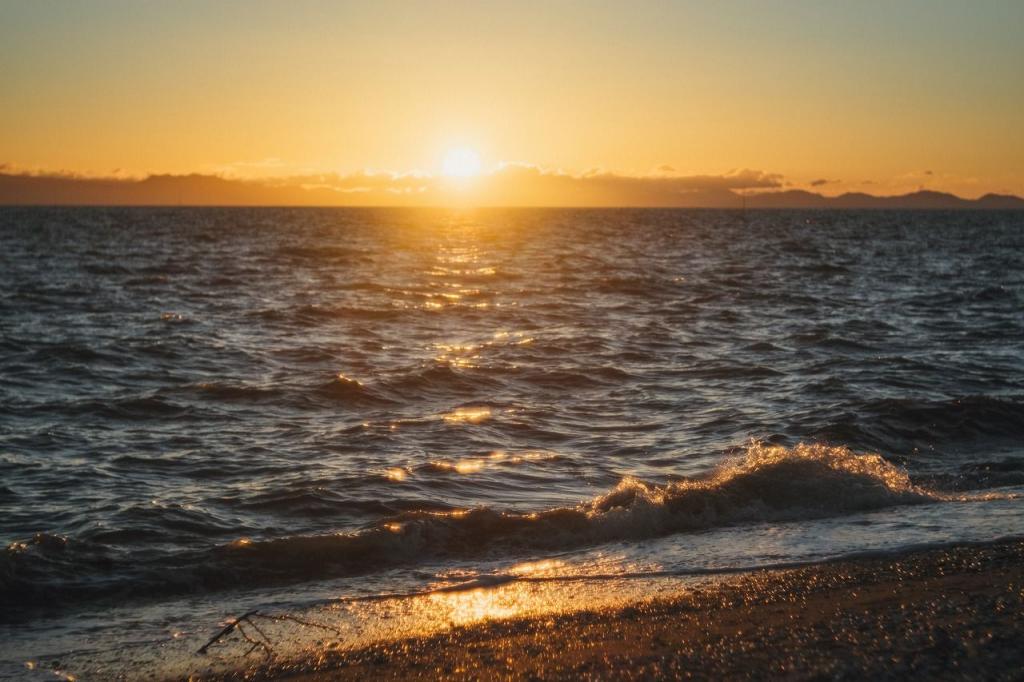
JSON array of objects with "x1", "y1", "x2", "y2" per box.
[
  {"x1": 3, "y1": 163, "x2": 1021, "y2": 208},
  {"x1": 0, "y1": 164, "x2": 780, "y2": 207}
]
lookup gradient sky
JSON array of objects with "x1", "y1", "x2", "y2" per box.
[{"x1": 2, "y1": 0, "x2": 1022, "y2": 198}]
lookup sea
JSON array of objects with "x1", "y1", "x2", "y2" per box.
[{"x1": 1, "y1": 207, "x2": 1023, "y2": 679}]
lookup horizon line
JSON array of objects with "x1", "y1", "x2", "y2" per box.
[
  {"x1": 3, "y1": 203, "x2": 1023, "y2": 211},
  {"x1": 2, "y1": 169, "x2": 1022, "y2": 209}
]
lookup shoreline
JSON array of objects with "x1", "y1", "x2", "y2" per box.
[{"x1": 210, "y1": 538, "x2": 1024, "y2": 681}]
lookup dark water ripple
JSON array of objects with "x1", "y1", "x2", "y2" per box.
[{"x1": 1, "y1": 207, "x2": 1023, "y2": 612}]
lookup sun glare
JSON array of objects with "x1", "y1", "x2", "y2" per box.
[{"x1": 441, "y1": 148, "x2": 482, "y2": 178}]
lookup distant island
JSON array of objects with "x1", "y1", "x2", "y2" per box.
[
  {"x1": 1, "y1": 171, "x2": 1022, "y2": 209},
  {"x1": 740, "y1": 189, "x2": 1024, "y2": 210}
]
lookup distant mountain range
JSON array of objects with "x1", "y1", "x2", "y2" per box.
[
  {"x1": 1, "y1": 171, "x2": 1023, "y2": 209},
  {"x1": 742, "y1": 189, "x2": 1024, "y2": 210}
]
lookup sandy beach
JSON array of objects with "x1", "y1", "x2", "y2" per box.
[{"x1": 209, "y1": 539, "x2": 1024, "y2": 681}]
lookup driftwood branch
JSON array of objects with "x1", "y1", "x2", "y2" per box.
[
  {"x1": 197, "y1": 610, "x2": 261, "y2": 655},
  {"x1": 197, "y1": 609, "x2": 343, "y2": 657},
  {"x1": 235, "y1": 622, "x2": 274, "y2": 659},
  {"x1": 261, "y1": 612, "x2": 344, "y2": 636}
]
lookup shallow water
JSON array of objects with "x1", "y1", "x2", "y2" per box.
[{"x1": 1, "y1": 207, "x2": 1023, "y2": 678}]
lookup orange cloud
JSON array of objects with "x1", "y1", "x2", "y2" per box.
[
  {"x1": 1, "y1": 164, "x2": 1019, "y2": 208},
  {"x1": 468, "y1": 164, "x2": 782, "y2": 206},
  {"x1": 0, "y1": 164, "x2": 783, "y2": 207}
]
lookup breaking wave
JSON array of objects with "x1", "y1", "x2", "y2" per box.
[{"x1": 2, "y1": 442, "x2": 976, "y2": 610}]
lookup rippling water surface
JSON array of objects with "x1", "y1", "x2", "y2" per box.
[{"x1": 2, "y1": 207, "x2": 1023, "y2": 677}]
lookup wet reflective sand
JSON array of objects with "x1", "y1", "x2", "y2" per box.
[{"x1": 197, "y1": 539, "x2": 1024, "y2": 681}]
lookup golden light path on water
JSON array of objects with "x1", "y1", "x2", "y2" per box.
[
  {"x1": 377, "y1": 219, "x2": 541, "y2": 480},
  {"x1": 208, "y1": 224, "x2": 716, "y2": 682},
  {"x1": 442, "y1": 406, "x2": 492, "y2": 424}
]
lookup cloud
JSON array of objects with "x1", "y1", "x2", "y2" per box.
[
  {"x1": 809, "y1": 178, "x2": 840, "y2": 187},
  {"x1": 0, "y1": 163, "x2": 784, "y2": 207},
  {"x1": 2, "y1": 164, "x2": 1017, "y2": 207},
  {"x1": 208, "y1": 157, "x2": 300, "y2": 178},
  {"x1": 470, "y1": 164, "x2": 782, "y2": 206},
  {"x1": 480, "y1": 164, "x2": 785, "y2": 206},
  {"x1": 281, "y1": 170, "x2": 432, "y2": 193}
]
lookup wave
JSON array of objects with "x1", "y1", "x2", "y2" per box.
[
  {"x1": 156, "y1": 376, "x2": 393, "y2": 408},
  {"x1": 382, "y1": 365, "x2": 502, "y2": 398},
  {"x1": 292, "y1": 304, "x2": 405, "y2": 322},
  {"x1": 786, "y1": 329, "x2": 877, "y2": 352},
  {"x1": 924, "y1": 457, "x2": 1024, "y2": 492},
  {"x1": 276, "y1": 245, "x2": 369, "y2": 263},
  {"x1": 26, "y1": 342, "x2": 123, "y2": 365},
  {"x1": 24, "y1": 395, "x2": 198, "y2": 421},
  {"x1": 252, "y1": 304, "x2": 404, "y2": 324},
  {"x1": 516, "y1": 367, "x2": 631, "y2": 389},
  {"x1": 1, "y1": 442, "x2": 970, "y2": 610},
  {"x1": 191, "y1": 381, "x2": 287, "y2": 403},
  {"x1": 315, "y1": 374, "x2": 395, "y2": 405},
  {"x1": 814, "y1": 395, "x2": 1024, "y2": 454}
]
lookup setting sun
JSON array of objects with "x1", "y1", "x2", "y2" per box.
[{"x1": 441, "y1": 148, "x2": 483, "y2": 179}]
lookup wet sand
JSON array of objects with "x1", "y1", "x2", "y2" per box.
[{"x1": 221, "y1": 539, "x2": 1024, "y2": 681}]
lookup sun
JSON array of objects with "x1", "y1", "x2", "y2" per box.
[{"x1": 441, "y1": 148, "x2": 482, "y2": 178}]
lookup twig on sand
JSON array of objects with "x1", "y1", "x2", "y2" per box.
[
  {"x1": 261, "y1": 613, "x2": 344, "y2": 636},
  {"x1": 235, "y1": 622, "x2": 274, "y2": 659},
  {"x1": 197, "y1": 610, "x2": 262, "y2": 655},
  {"x1": 197, "y1": 609, "x2": 343, "y2": 657}
]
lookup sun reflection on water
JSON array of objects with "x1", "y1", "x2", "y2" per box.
[
  {"x1": 427, "y1": 450, "x2": 559, "y2": 476},
  {"x1": 429, "y1": 586, "x2": 523, "y2": 625},
  {"x1": 442, "y1": 406, "x2": 493, "y2": 424},
  {"x1": 385, "y1": 467, "x2": 408, "y2": 482},
  {"x1": 510, "y1": 558, "x2": 568, "y2": 576}
]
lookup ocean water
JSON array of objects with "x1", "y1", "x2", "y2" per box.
[{"x1": 2, "y1": 207, "x2": 1024, "y2": 678}]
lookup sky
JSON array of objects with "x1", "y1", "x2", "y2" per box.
[{"x1": 1, "y1": 0, "x2": 1022, "y2": 204}]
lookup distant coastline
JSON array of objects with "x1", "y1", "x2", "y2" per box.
[
  {"x1": 2, "y1": 171, "x2": 1022, "y2": 209},
  {"x1": 740, "y1": 189, "x2": 1024, "y2": 210}
]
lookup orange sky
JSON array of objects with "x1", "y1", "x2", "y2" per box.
[{"x1": 2, "y1": 1, "x2": 1022, "y2": 203}]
